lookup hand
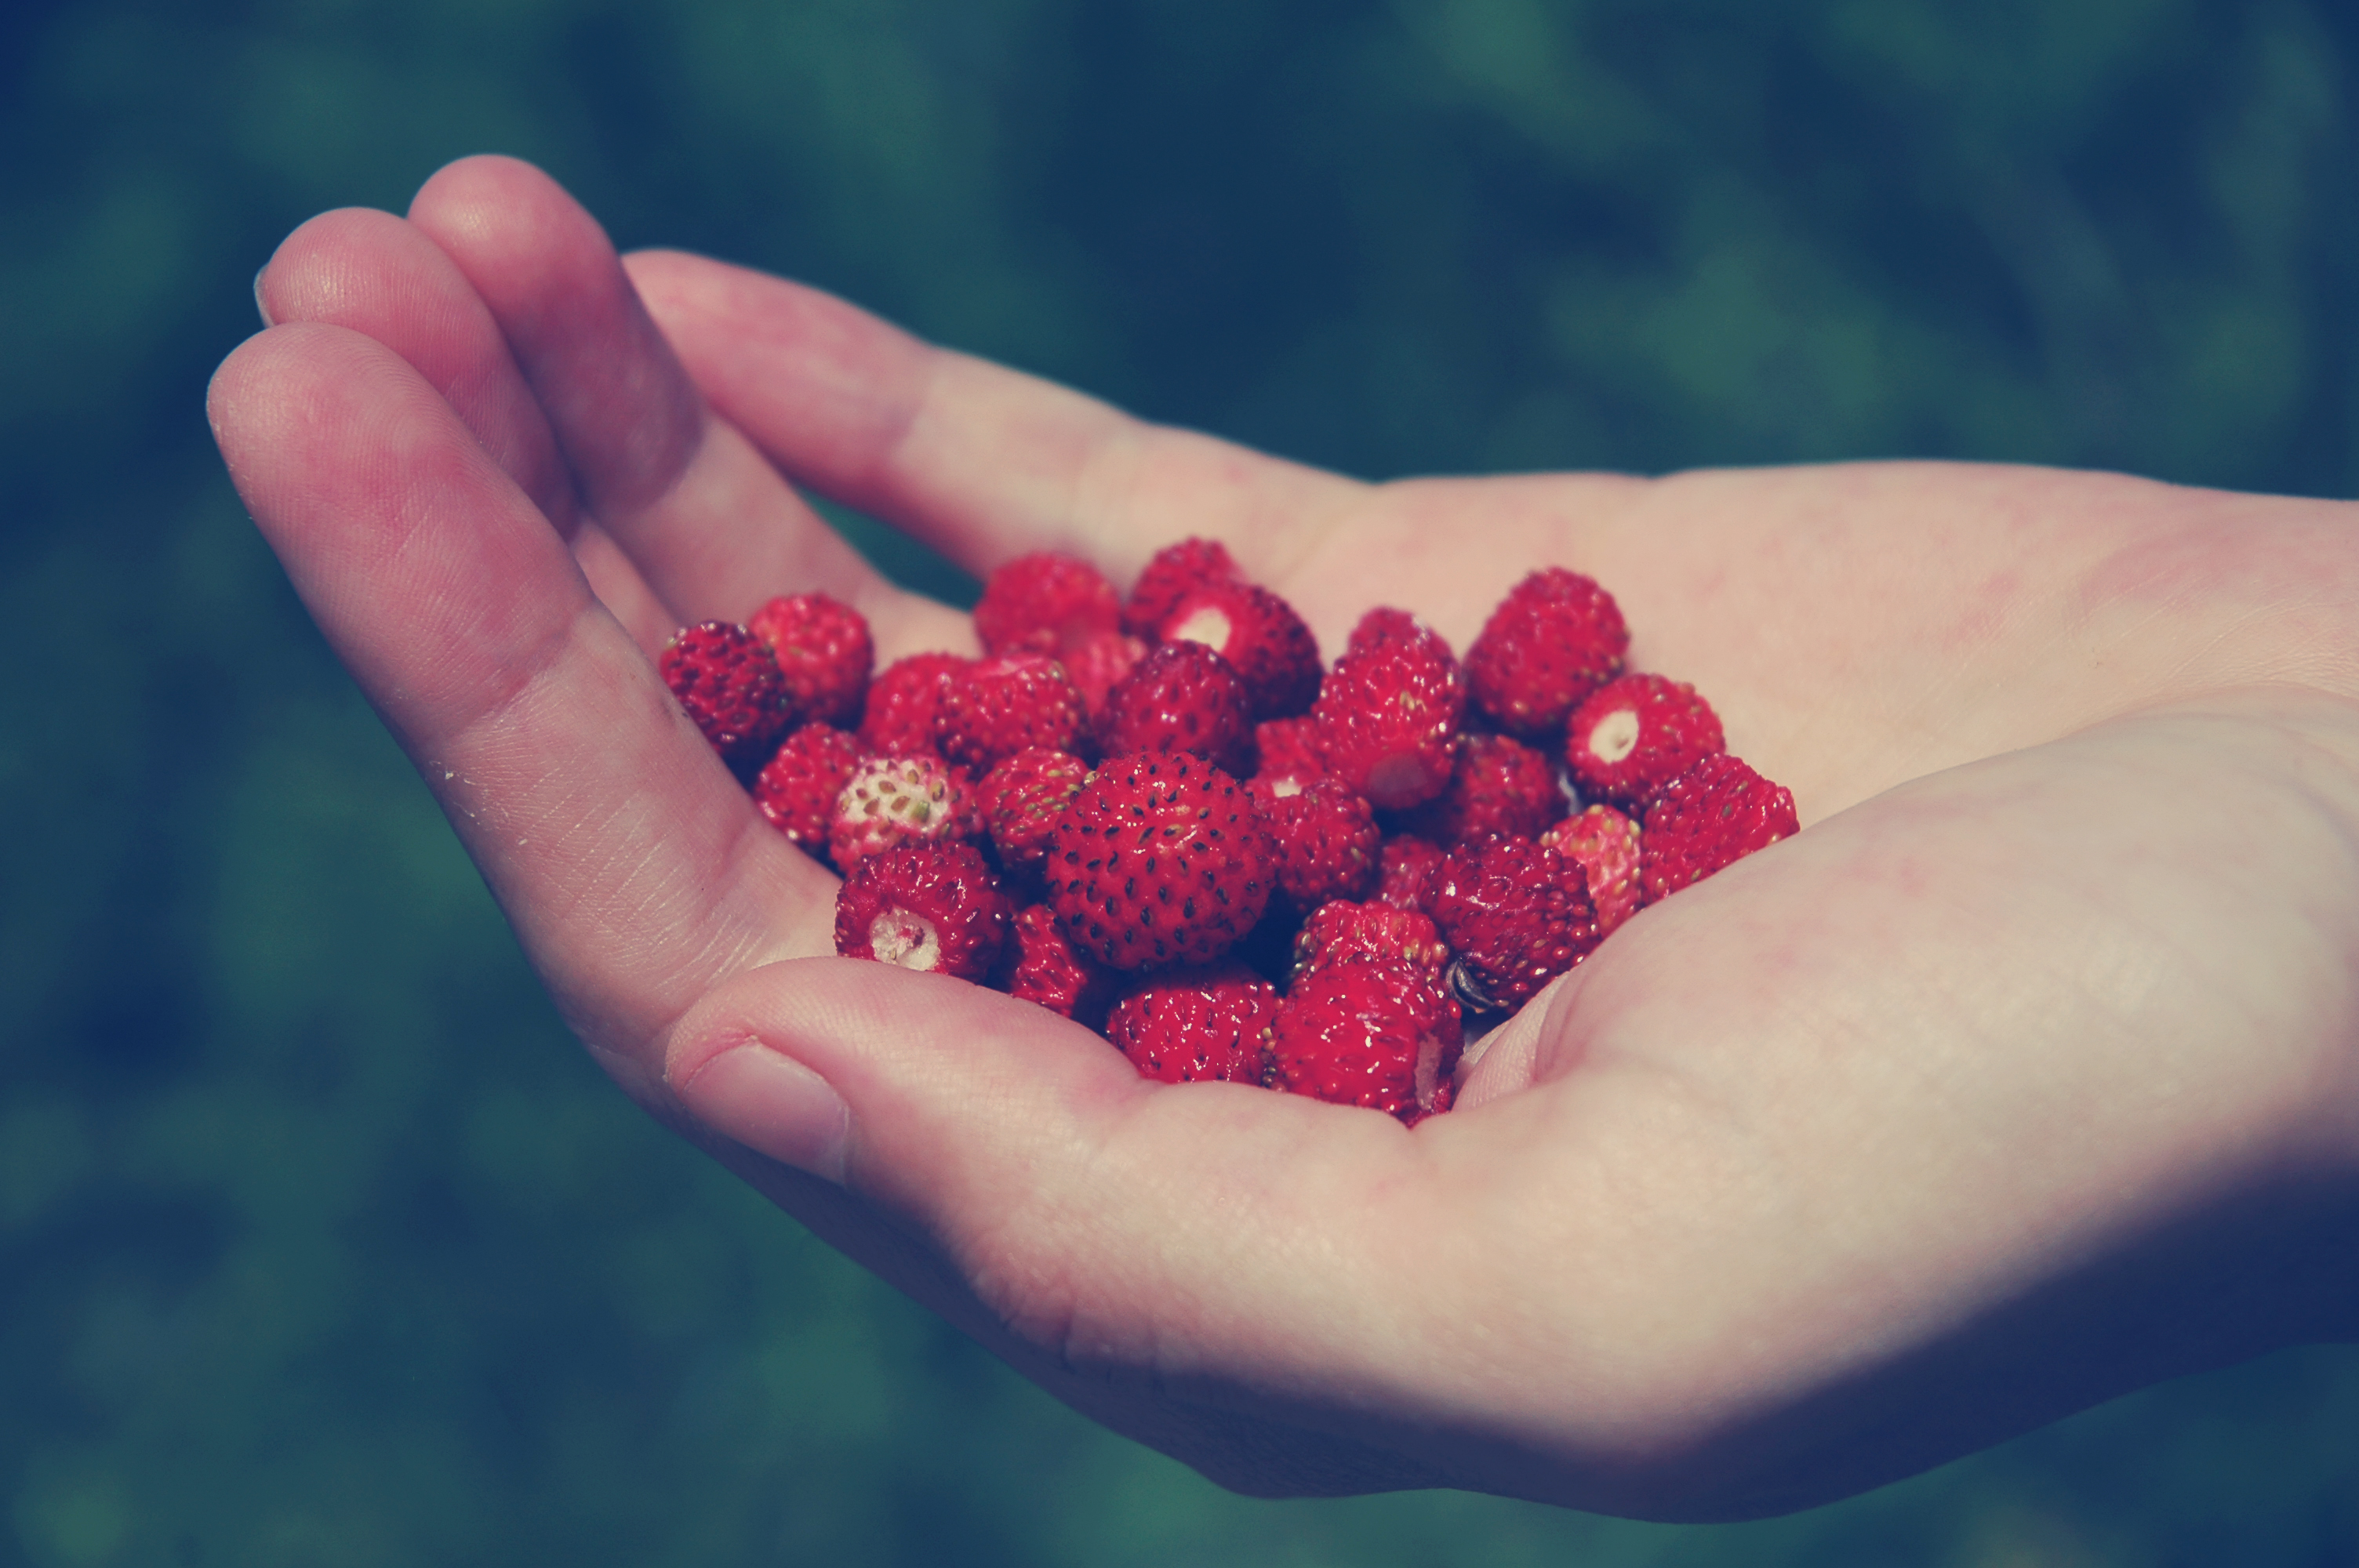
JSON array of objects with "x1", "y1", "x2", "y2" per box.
[{"x1": 208, "y1": 154, "x2": 2359, "y2": 1522}]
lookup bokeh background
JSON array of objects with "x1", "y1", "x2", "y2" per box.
[{"x1": 5, "y1": 0, "x2": 2358, "y2": 1563}]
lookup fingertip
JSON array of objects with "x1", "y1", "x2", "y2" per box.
[{"x1": 671, "y1": 1036, "x2": 852, "y2": 1185}]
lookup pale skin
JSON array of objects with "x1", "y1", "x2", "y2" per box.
[{"x1": 208, "y1": 154, "x2": 2359, "y2": 1523}]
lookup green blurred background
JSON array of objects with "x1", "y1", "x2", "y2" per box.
[{"x1": 5, "y1": 0, "x2": 2357, "y2": 1563}]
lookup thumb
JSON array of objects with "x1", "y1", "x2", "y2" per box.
[{"x1": 658, "y1": 956, "x2": 1485, "y2": 1494}]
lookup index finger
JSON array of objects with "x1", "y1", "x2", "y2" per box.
[{"x1": 622, "y1": 248, "x2": 1367, "y2": 586}]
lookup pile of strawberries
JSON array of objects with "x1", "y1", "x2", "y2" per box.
[{"x1": 659, "y1": 539, "x2": 1796, "y2": 1124}]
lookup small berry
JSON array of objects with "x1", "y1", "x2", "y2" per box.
[
  {"x1": 1311, "y1": 622, "x2": 1466, "y2": 810},
  {"x1": 857, "y1": 652, "x2": 969, "y2": 757},
  {"x1": 1401, "y1": 731, "x2": 1566, "y2": 848},
  {"x1": 1346, "y1": 606, "x2": 1432, "y2": 656},
  {"x1": 1565, "y1": 673, "x2": 1725, "y2": 811},
  {"x1": 1123, "y1": 536, "x2": 1242, "y2": 638},
  {"x1": 1268, "y1": 955, "x2": 1463, "y2": 1123},
  {"x1": 1539, "y1": 804, "x2": 1643, "y2": 938},
  {"x1": 974, "y1": 553, "x2": 1121, "y2": 657},
  {"x1": 1251, "y1": 776, "x2": 1382, "y2": 909},
  {"x1": 1289, "y1": 900, "x2": 1449, "y2": 987},
  {"x1": 659, "y1": 621, "x2": 791, "y2": 765},
  {"x1": 1060, "y1": 630, "x2": 1148, "y2": 720},
  {"x1": 1428, "y1": 833, "x2": 1596, "y2": 1013},
  {"x1": 1096, "y1": 641, "x2": 1256, "y2": 777},
  {"x1": 1252, "y1": 717, "x2": 1327, "y2": 793},
  {"x1": 834, "y1": 840, "x2": 1012, "y2": 981},
  {"x1": 829, "y1": 753, "x2": 982, "y2": 873},
  {"x1": 978, "y1": 747, "x2": 1092, "y2": 870},
  {"x1": 1105, "y1": 965, "x2": 1281, "y2": 1083},
  {"x1": 1465, "y1": 568, "x2": 1628, "y2": 739},
  {"x1": 1159, "y1": 580, "x2": 1322, "y2": 720},
  {"x1": 753, "y1": 723, "x2": 865, "y2": 859},
  {"x1": 1374, "y1": 834, "x2": 1446, "y2": 913},
  {"x1": 1041, "y1": 750, "x2": 1278, "y2": 971},
  {"x1": 1639, "y1": 754, "x2": 1798, "y2": 902},
  {"x1": 937, "y1": 653, "x2": 1088, "y2": 772},
  {"x1": 747, "y1": 593, "x2": 873, "y2": 728},
  {"x1": 998, "y1": 903, "x2": 1116, "y2": 1025}
]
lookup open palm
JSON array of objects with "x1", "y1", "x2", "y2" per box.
[{"x1": 209, "y1": 155, "x2": 2359, "y2": 1522}]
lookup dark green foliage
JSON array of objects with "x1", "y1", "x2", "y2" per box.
[{"x1": 2, "y1": 1, "x2": 2356, "y2": 1563}]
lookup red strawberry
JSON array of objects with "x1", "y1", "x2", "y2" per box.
[
  {"x1": 1374, "y1": 833, "x2": 1446, "y2": 913},
  {"x1": 659, "y1": 621, "x2": 790, "y2": 765},
  {"x1": 1104, "y1": 965, "x2": 1281, "y2": 1083},
  {"x1": 1158, "y1": 580, "x2": 1321, "y2": 720},
  {"x1": 998, "y1": 903, "x2": 1116, "y2": 1025},
  {"x1": 1401, "y1": 731, "x2": 1566, "y2": 848},
  {"x1": 1123, "y1": 536, "x2": 1242, "y2": 638},
  {"x1": 834, "y1": 840, "x2": 1011, "y2": 980},
  {"x1": 1539, "y1": 804, "x2": 1642, "y2": 938},
  {"x1": 829, "y1": 753, "x2": 982, "y2": 873},
  {"x1": 752, "y1": 723, "x2": 864, "y2": 859},
  {"x1": 1096, "y1": 641, "x2": 1256, "y2": 777},
  {"x1": 747, "y1": 592, "x2": 873, "y2": 729},
  {"x1": 937, "y1": 653, "x2": 1088, "y2": 772},
  {"x1": 974, "y1": 553, "x2": 1121, "y2": 657},
  {"x1": 1465, "y1": 568, "x2": 1628, "y2": 739},
  {"x1": 1252, "y1": 717, "x2": 1327, "y2": 792},
  {"x1": 1428, "y1": 833, "x2": 1597, "y2": 1013},
  {"x1": 1289, "y1": 900, "x2": 1449, "y2": 986},
  {"x1": 1565, "y1": 673, "x2": 1725, "y2": 810},
  {"x1": 1268, "y1": 954, "x2": 1463, "y2": 1123},
  {"x1": 1041, "y1": 750, "x2": 1278, "y2": 971},
  {"x1": 1060, "y1": 629, "x2": 1148, "y2": 720},
  {"x1": 978, "y1": 747, "x2": 1092, "y2": 871},
  {"x1": 1639, "y1": 754, "x2": 1798, "y2": 901},
  {"x1": 1310, "y1": 621, "x2": 1466, "y2": 810},
  {"x1": 1250, "y1": 776, "x2": 1381, "y2": 909},
  {"x1": 1346, "y1": 606, "x2": 1439, "y2": 656},
  {"x1": 857, "y1": 652, "x2": 969, "y2": 757}
]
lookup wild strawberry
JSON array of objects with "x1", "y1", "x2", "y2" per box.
[
  {"x1": 1250, "y1": 776, "x2": 1381, "y2": 909},
  {"x1": 1252, "y1": 717, "x2": 1326, "y2": 793},
  {"x1": 829, "y1": 753, "x2": 982, "y2": 873},
  {"x1": 1428, "y1": 833, "x2": 1597, "y2": 1014},
  {"x1": 1289, "y1": 900, "x2": 1449, "y2": 986},
  {"x1": 1401, "y1": 731, "x2": 1566, "y2": 848},
  {"x1": 997, "y1": 903, "x2": 1116, "y2": 1025},
  {"x1": 937, "y1": 653, "x2": 1088, "y2": 772},
  {"x1": 659, "y1": 620, "x2": 790, "y2": 766},
  {"x1": 1465, "y1": 568, "x2": 1628, "y2": 739},
  {"x1": 857, "y1": 652, "x2": 969, "y2": 757},
  {"x1": 1123, "y1": 536, "x2": 1242, "y2": 638},
  {"x1": 752, "y1": 723, "x2": 864, "y2": 860},
  {"x1": 1096, "y1": 641, "x2": 1256, "y2": 777},
  {"x1": 1374, "y1": 833, "x2": 1446, "y2": 913},
  {"x1": 1159, "y1": 580, "x2": 1321, "y2": 720},
  {"x1": 1565, "y1": 673, "x2": 1725, "y2": 811},
  {"x1": 1640, "y1": 754, "x2": 1798, "y2": 901},
  {"x1": 1310, "y1": 622, "x2": 1465, "y2": 810},
  {"x1": 1540, "y1": 804, "x2": 1642, "y2": 938},
  {"x1": 747, "y1": 592, "x2": 873, "y2": 729},
  {"x1": 974, "y1": 552, "x2": 1121, "y2": 657},
  {"x1": 1060, "y1": 629, "x2": 1148, "y2": 720},
  {"x1": 1041, "y1": 750, "x2": 1278, "y2": 971},
  {"x1": 1268, "y1": 954, "x2": 1463, "y2": 1123},
  {"x1": 1105, "y1": 965, "x2": 1281, "y2": 1083},
  {"x1": 1346, "y1": 606, "x2": 1432, "y2": 656},
  {"x1": 977, "y1": 747, "x2": 1091, "y2": 871},
  {"x1": 834, "y1": 840, "x2": 1011, "y2": 980}
]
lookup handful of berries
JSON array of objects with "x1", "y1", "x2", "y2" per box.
[{"x1": 659, "y1": 540, "x2": 1797, "y2": 1125}]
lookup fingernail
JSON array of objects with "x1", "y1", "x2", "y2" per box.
[
  {"x1": 253, "y1": 267, "x2": 274, "y2": 328},
  {"x1": 674, "y1": 1041, "x2": 850, "y2": 1184}
]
